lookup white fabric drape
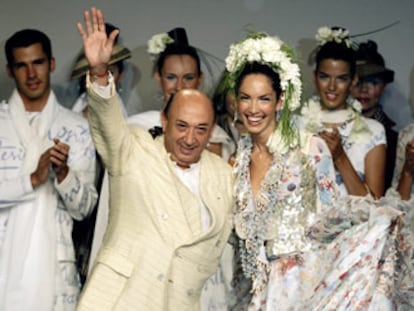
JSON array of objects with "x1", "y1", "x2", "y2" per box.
[{"x1": 0, "y1": 90, "x2": 58, "y2": 311}]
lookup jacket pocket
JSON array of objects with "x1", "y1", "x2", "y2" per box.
[
  {"x1": 97, "y1": 248, "x2": 135, "y2": 277},
  {"x1": 78, "y1": 248, "x2": 135, "y2": 310}
]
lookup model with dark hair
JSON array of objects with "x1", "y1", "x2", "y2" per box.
[{"x1": 301, "y1": 26, "x2": 386, "y2": 199}]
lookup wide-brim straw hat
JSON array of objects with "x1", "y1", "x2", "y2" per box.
[
  {"x1": 356, "y1": 60, "x2": 394, "y2": 84},
  {"x1": 70, "y1": 44, "x2": 131, "y2": 80}
]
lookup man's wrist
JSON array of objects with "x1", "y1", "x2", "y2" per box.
[
  {"x1": 89, "y1": 66, "x2": 110, "y2": 86},
  {"x1": 55, "y1": 165, "x2": 69, "y2": 184},
  {"x1": 89, "y1": 64, "x2": 108, "y2": 78},
  {"x1": 30, "y1": 172, "x2": 40, "y2": 189}
]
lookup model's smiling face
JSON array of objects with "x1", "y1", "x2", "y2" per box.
[
  {"x1": 314, "y1": 59, "x2": 356, "y2": 111},
  {"x1": 237, "y1": 73, "x2": 282, "y2": 140}
]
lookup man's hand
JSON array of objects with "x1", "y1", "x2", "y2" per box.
[
  {"x1": 31, "y1": 149, "x2": 52, "y2": 189},
  {"x1": 76, "y1": 7, "x2": 119, "y2": 75},
  {"x1": 30, "y1": 139, "x2": 70, "y2": 188},
  {"x1": 51, "y1": 139, "x2": 70, "y2": 184}
]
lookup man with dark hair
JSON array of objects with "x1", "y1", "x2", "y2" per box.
[
  {"x1": 5, "y1": 28, "x2": 53, "y2": 65},
  {"x1": 75, "y1": 8, "x2": 233, "y2": 311},
  {"x1": 0, "y1": 28, "x2": 97, "y2": 310},
  {"x1": 352, "y1": 40, "x2": 398, "y2": 193}
]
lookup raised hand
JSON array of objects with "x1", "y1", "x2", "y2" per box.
[{"x1": 76, "y1": 7, "x2": 119, "y2": 75}]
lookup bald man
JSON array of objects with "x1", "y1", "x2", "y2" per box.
[{"x1": 75, "y1": 7, "x2": 233, "y2": 311}]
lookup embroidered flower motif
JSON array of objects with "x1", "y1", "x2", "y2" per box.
[
  {"x1": 147, "y1": 32, "x2": 174, "y2": 59},
  {"x1": 315, "y1": 26, "x2": 352, "y2": 48}
]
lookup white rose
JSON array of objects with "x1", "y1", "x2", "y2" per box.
[
  {"x1": 262, "y1": 51, "x2": 275, "y2": 63},
  {"x1": 315, "y1": 26, "x2": 332, "y2": 45},
  {"x1": 247, "y1": 49, "x2": 261, "y2": 63},
  {"x1": 147, "y1": 33, "x2": 174, "y2": 55}
]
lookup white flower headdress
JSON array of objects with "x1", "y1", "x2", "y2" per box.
[
  {"x1": 225, "y1": 32, "x2": 302, "y2": 112},
  {"x1": 147, "y1": 32, "x2": 174, "y2": 60},
  {"x1": 224, "y1": 32, "x2": 303, "y2": 154},
  {"x1": 315, "y1": 26, "x2": 352, "y2": 48}
]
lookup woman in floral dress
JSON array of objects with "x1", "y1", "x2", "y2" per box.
[
  {"x1": 301, "y1": 26, "x2": 386, "y2": 199},
  {"x1": 301, "y1": 26, "x2": 414, "y2": 310},
  {"x1": 226, "y1": 32, "x2": 405, "y2": 310}
]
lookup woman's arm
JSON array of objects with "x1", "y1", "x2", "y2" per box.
[
  {"x1": 319, "y1": 128, "x2": 385, "y2": 197},
  {"x1": 396, "y1": 139, "x2": 414, "y2": 200},
  {"x1": 363, "y1": 144, "x2": 386, "y2": 199}
]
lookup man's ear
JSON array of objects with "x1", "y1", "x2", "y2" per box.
[
  {"x1": 6, "y1": 65, "x2": 14, "y2": 79},
  {"x1": 50, "y1": 57, "x2": 56, "y2": 73},
  {"x1": 208, "y1": 122, "x2": 216, "y2": 140}
]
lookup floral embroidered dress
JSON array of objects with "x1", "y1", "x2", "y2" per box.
[
  {"x1": 300, "y1": 96, "x2": 386, "y2": 197},
  {"x1": 230, "y1": 131, "x2": 405, "y2": 311}
]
